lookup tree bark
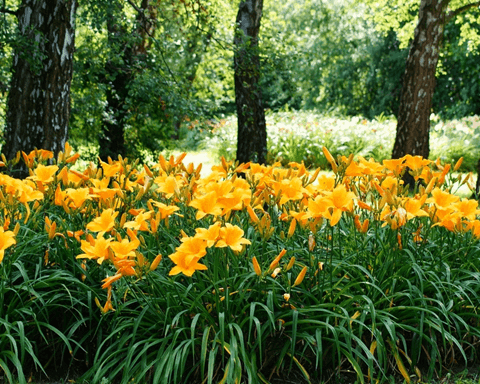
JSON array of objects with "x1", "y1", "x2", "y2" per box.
[
  {"x1": 98, "y1": 18, "x2": 130, "y2": 162},
  {"x1": 391, "y1": 0, "x2": 447, "y2": 160},
  {"x1": 234, "y1": 0, "x2": 267, "y2": 165},
  {"x1": 98, "y1": 0, "x2": 156, "y2": 161},
  {"x1": 4, "y1": 0, "x2": 77, "y2": 168}
]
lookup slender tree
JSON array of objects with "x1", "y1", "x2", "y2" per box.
[
  {"x1": 3, "y1": 0, "x2": 77, "y2": 172},
  {"x1": 234, "y1": 0, "x2": 267, "y2": 165},
  {"x1": 392, "y1": 0, "x2": 480, "y2": 160}
]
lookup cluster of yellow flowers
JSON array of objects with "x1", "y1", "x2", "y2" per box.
[{"x1": 0, "y1": 144, "x2": 478, "y2": 313}]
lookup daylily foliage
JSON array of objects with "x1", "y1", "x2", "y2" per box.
[{"x1": 1, "y1": 144, "x2": 479, "y2": 383}]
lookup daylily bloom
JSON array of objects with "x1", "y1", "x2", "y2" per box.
[
  {"x1": 194, "y1": 222, "x2": 221, "y2": 247},
  {"x1": 0, "y1": 228, "x2": 16, "y2": 264},
  {"x1": 315, "y1": 174, "x2": 335, "y2": 192},
  {"x1": 215, "y1": 223, "x2": 251, "y2": 252},
  {"x1": 110, "y1": 237, "x2": 140, "y2": 259},
  {"x1": 100, "y1": 160, "x2": 122, "y2": 177},
  {"x1": 403, "y1": 155, "x2": 431, "y2": 172},
  {"x1": 86, "y1": 208, "x2": 119, "y2": 232},
  {"x1": 89, "y1": 177, "x2": 120, "y2": 202},
  {"x1": 123, "y1": 210, "x2": 152, "y2": 231},
  {"x1": 272, "y1": 177, "x2": 306, "y2": 206},
  {"x1": 65, "y1": 187, "x2": 91, "y2": 209},
  {"x1": 150, "y1": 201, "x2": 180, "y2": 219},
  {"x1": 382, "y1": 158, "x2": 405, "y2": 176},
  {"x1": 322, "y1": 184, "x2": 355, "y2": 226},
  {"x1": 29, "y1": 164, "x2": 59, "y2": 184},
  {"x1": 154, "y1": 174, "x2": 183, "y2": 198},
  {"x1": 453, "y1": 199, "x2": 480, "y2": 221},
  {"x1": 189, "y1": 191, "x2": 223, "y2": 220},
  {"x1": 77, "y1": 233, "x2": 113, "y2": 264},
  {"x1": 175, "y1": 237, "x2": 208, "y2": 262},
  {"x1": 169, "y1": 251, "x2": 207, "y2": 277},
  {"x1": 381, "y1": 176, "x2": 399, "y2": 191},
  {"x1": 307, "y1": 195, "x2": 329, "y2": 219},
  {"x1": 403, "y1": 196, "x2": 429, "y2": 220},
  {"x1": 218, "y1": 188, "x2": 251, "y2": 215},
  {"x1": 202, "y1": 180, "x2": 233, "y2": 197}
]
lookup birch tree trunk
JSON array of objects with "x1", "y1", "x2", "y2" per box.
[
  {"x1": 391, "y1": 0, "x2": 447, "y2": 160},
  {"x1": 4, "y1": 0, "x2": 77, "y2": 167},
  {"x1": 234, "y1": 0, "x2": 267, "y2": 165}
]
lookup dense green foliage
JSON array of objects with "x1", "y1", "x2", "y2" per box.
[
  {"x1": 199, "y1": 112, "x2": 480, "y2": 174},
  {"x1": 1, "y1": 0, "x2": 479, "y2": 158},
  {"x1": 0, "y1": 146, "x2": 479, "y2": 383}
]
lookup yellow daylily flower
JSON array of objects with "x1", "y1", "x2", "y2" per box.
[
  {"x1": 0, "y1": 228, "x2": 16, "y2": 264},
  {"x1": 77, "y1": 233, "x2": 113, "y2": 264},
  {"x1": 189, "y1": 191, "x2": 223, "y2": 220},
  {"x1": 215, "y1": 223, "x2": 251, "y2": 252},
  {"x1": 86, "y1": 208, "x2": 119, "y2": 232}
]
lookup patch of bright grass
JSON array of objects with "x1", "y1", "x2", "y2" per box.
[{"x1": 196, "y1": 112, "x2": 480, "y2": 174}]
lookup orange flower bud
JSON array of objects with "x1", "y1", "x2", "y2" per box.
[
  {"x1": 293, "y1": 266, "x2": 307, "y2": 287},
  {"x1": 322, "y1": 147, "x2": 335, "y2": 165},
  {"x1": 66, "y1": 153, "x2": 80, "y2": 164},
  {"x1": 247, "y1": 205, "x2": 260, "y2": 224},
  {"x1": 453, "y1": 157, "x2": 463, "y2": 171},
  {"x1": 425, "y1": 177, "x2": 437, "y2": 195},
  {"x1": 48, "y1": 221, "x2": 57, "y2": 240},
  {"x1": 143, "y1": 164, "x2": 154, "y2": 178},
  {"x1": 285, "y1": 256, "x2": 295, "y2": 271},
  {"x1": 287, "y1": 219, "x2": 296, "y2": 238},
  {"x1": 269, "y1": 248, "x2": 287, "y2": 272},
  {"x1": 308, "y1": 234, "x2": 316, "y2": 251},
  {"x1": 252, "y1": 256, "x2": 262, "y2": 276},
  {"x1": 150, "y1": 254, "x2": 162, "y2": 271}
]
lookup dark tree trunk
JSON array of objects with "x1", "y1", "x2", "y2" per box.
[
  {"x1": 98, "y1": 61, "x2": 129, "y2": 162},
  {"x1": 4, "y1": 0, "x2": 77, "y2": 173},
  {"x1": 98, "y1": 6, "x2": 131, "y2": 162},
  {"x1": 234, "y1": 0, "x2": 267, "y2": 165},
  {"x1": 98, "y1": 0, "x2": 156, "y2": 161},
  {"x1": 391, "y1": 0, "x2": 447, "y2": 160},
  {"x1": 476, "y1": 159, "x2": 480, "y2": 197}
]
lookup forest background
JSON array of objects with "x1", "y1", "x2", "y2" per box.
[{"x1": 0, "y1": 0, "x2": 479, "y2": 167}]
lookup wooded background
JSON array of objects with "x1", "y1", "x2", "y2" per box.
[{"x1": 0, "y1": 0, "x2": 479, "y2": 167}]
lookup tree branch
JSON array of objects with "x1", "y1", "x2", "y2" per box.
[
  {"x1": 0, "y1": 7, "x2": 18, "y2": 17},
  {"x1": 446, "y1": 1, "x2": 480, "y2": 23}
]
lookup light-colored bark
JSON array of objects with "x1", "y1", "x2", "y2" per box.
[
  {"x1": 4, "y1": 0, "x2": 77, "y2": 165},
  {"x1": 234, "y1": 0, "x2": 267, "y2": 165},
  {"x1": 392, "y1": 0, "x2": 447, "y2": 160}
]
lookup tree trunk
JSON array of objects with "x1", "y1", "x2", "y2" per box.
[
  {"x1": 234, "y1": 0, "x2": 267, "y2": 165},
  {"x1": 98, "y1": 0, "x2": 156, "y2": 161},
  {"x1": 98, "y1": 59, "x2": 129, "y2": 161},
  {"x1": 4, "y1": 0, "x2": 77, "y2": 172},
  {"x1": 391, "y1": 0, "x2": 447, "y2": 160}
]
